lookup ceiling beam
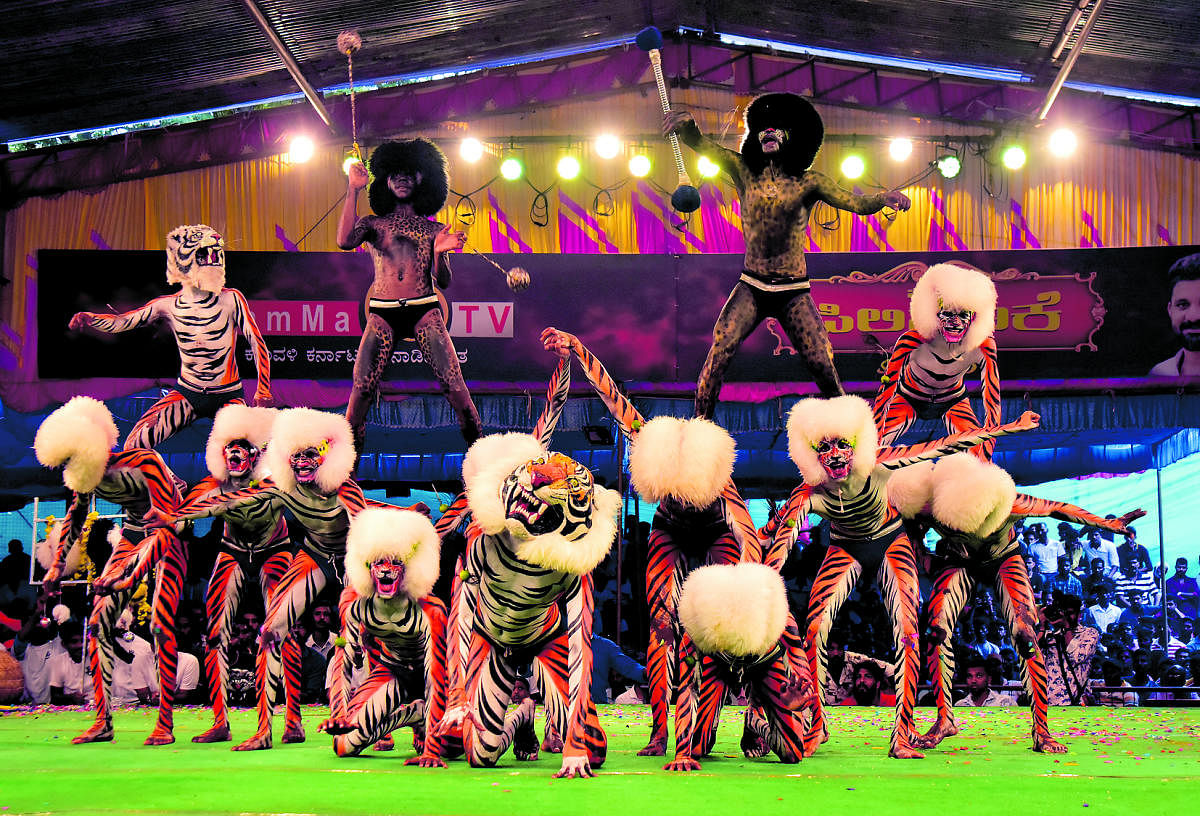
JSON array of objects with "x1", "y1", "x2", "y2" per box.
[{"x1": 240, "y1": 0, "x2": 336, "y2": 132}]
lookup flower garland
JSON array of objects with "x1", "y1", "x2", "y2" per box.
[{"x1": 42, "y1": 512, "x2": 99, "y2": 582}]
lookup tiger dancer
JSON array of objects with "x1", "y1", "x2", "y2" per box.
[
  {"x1": 34, "y1": 396, "x2": 185, "y2": 745},
  {"x1": 872, "y1": 263, "x2": 1000, "y2": 460},
  {"x1": 151, "y1": 408, "x2": 366, "y2": 750},
  {"x1": 436, "y1": 433, "x2": 621, "y2": 778},
  {"x1": 68, "y1": 225, "x2": 272, "y2": 451},
  {"x1": 777, "y1": 395, "x2": 1040, "y2": 758},
  {"x1": 437, "y1": 350, "x2": 572, "y2": 756},
  {"x1": 319, "y1": 506, "x2": 451, "y2": 762},
  {"x1": 665, "y1": 563, "x2": 818, "y2": 771},
  {"x1": 886, "y1": 453, "x2": 1143, "y2": 751},
  {"x1": 539, "y1": 327, "x2": 766, "y2": 757},
  {"x1": 180, "y1": 404, "x2": 302, "y2": 744}
]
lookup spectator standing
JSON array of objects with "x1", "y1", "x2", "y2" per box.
[
  {"x1": 1081, "y1": 528, "x2": 1121, "y2": 579},
  {"x1": 1115, "y1": 532, "x2": 1151, "y2": 577},
  {"x1": 1042, "y1": 595, "x2": 1099, "y2": 705},
  {"x1": 590, "y1": 633, "x2": 645, "y2": 704},
  {"x1": 305, "y1": 600, "x2": 336, "y2": 660},
  {"x1": 1025, "y1": 524, "x2": 1064, "y2": 585},
  {"x1": 1165, "y1": 558, "x2": 1200, "y2": 619}
]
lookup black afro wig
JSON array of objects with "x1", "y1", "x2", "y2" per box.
[
  {"x1": 739, "y1": 92, "x2": 825, "y2": 177},
  {"x1": 367, "y1": 138, "x2": 450, "y2": 217}
]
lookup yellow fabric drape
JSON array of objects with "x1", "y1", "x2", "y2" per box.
[{"x1": 5, "y1": 88, "x2": 1198, "y2": 375}]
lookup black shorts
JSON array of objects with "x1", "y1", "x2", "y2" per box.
[
  {"x1": 176, "y1": 381, "x2": 243, "y2": 419},
  {"x1": 368, "y1": 295, "x2": 440, "y2": 341}
]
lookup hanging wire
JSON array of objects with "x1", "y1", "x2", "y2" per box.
[
  {"x1": 448, "y1": 178, "x2": 498, "y2": 226},
  {"x1": 524, "y1": 176, "x2": 554, "y2": 227},
  {"x1": 295, "y1": 191, "x2": 349, "y2": 248},
  {"x1": 337, "y1": 31, "x2": 364, "y2": 161}
]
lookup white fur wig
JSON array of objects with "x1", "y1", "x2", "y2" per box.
[
  {"x1": 34, "y1": 396, "x2": 119, "y2": 493},
  {"x1": 678, "y1": 563, "x2": 788, "y2": 657},
  {"x1": 910, "y1": 263, "x2": 997, "y2": 350},
  {"x1": 786, "y1": 396, "x2": 877, "y2": 486},
  {"x1": 463, "y1": 433, "x2": 548, "y2": 535},
  {"x1": 205, "y1": 404, "x2": 277, "y2": 482},
  {"x1": 35, "y1": 523, "x2": 82, "y2": 576},
  {"x1": 344, "y1": 507, "x2": 441, "y2": 600},
  {"x1": 885, "y1": 459, "x2": 936, "y2": 519},
  {"x1": 929, "y1": 453, "x2": 1017, "y2": 538},
  {"x1": 629, "y1": 416, "x2": 735, "y2": 508},
  {"x1": 514, "y1": 484, "x2": 621, "y2": 576},
  {"x1": 265, "y1": 408, "x2": 355, "y2": 493}
]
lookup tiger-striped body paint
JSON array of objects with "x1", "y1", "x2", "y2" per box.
[
  {"x1": 542, "y1": 328, "x2": 764, "y2": 754},
  {"x1": 917, "y1": 494, "x2": 1133, "y2": 752},
  {"x1": 50, "y1": 448, "x2": 185, "y2": 745},
  {"x1": 182, "y1": 475, "x2": 297, "y2": 741},
  {"x1": 328, "y1": 590, "x2": 450, "y2": 758},
  {"x1": 175, "y1": 477, "x2": 367, "y2": 748},
  {"x1": 669, "y1": 617, "x2": 814, "y2": 770},
  {"x1": 779, "y1": 414, "x2": 1039, "y2": 758},
  {"x1": 873, "y1": 330, "x2": 1001, "y2": 460},
  {"x1": 73, "y1": 226, "x2": 271, "y2": 451}
]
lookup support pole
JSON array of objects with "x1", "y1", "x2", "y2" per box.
[
  {"x1": 241, "y1": 0, "x2": 336, "y2": 132},
  {"x1": 1036, "y1": 0, "x2": 1109, "y2": 121}
]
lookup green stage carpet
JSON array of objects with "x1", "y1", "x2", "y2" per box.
[{"x1": 1, "y1": 704, "x2": 1195, "y2": 815}]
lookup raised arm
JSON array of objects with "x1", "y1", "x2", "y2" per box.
[
  {"x1": 555, "y1": 572, "x2": 598, "y2": 779},
  {"x1": 229, "y1": 289, "x2": 272, "y2": 404},
  {"x1": 532, "y1": 354, "x2": 571, "y2": 448},
  {"x1": 812, "y1": 171, "x2": 910, "y2": 215},
  {"x1": 541, "y1": 327, "x2": 645, "y2": 434},
  {"x1": 879, "y1": 410, "x2": 1040, "y2": 470},
  {"x1": 1013, "y1": 495, "x2": 1144, "y2": 535},
  {"x1": 336, "y1": 162, "x2": 372, "y2": 250},
  {"x1": 69, "y1": 297, "x2": 167, "y2": 335},
  {"x1": 664, "y1": 111, "x2": 745, "y2": 185},
  {"x1": 407, "y1": 597, "x2": 450, "y2": 767},
  {"x1": 872, "y1": 330, "x2": 923, "y2": 433}
]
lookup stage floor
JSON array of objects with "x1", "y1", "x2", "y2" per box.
[{"x1": 1, "y1": 704, "x2": 1195, "y2": 815}]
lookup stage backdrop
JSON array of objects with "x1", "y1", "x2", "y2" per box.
[{"x1": 37, "y1": 245, "x2": 1200, "y2": 389}]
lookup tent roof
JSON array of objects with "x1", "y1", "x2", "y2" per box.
[{"x1": 3, "y1": 1, "x2": 1199, "y2": 145}]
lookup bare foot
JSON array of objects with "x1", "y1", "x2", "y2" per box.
[
  {"x1": 889, "y1": 739, "x2": 926, "y2": 759},
  {"x1": 1033, "y1": 732, "x2": 1068, "y2": 754},
  {"x1": 637, "y1": 736, "x2": 668, "y2": 756},
  {"x1": 281, "y1": 723, "x2": 305, "y2": 744},
  {"x1": 192, "y1": 723, "x2": 231, "y2": 743},
  {"x1": 373, "y1": 734, "x2": 395, "y2": 751},
  {"x1": 71, "y1": 722, "x2": 114, "y2": 744},
  {"x1": 233, "y1": 733, "x2": 273, "y2": 751},
  {"x1": 144, "y1": 729, "x2": 175, "y2": 746},
  {"x1": 663, "y1": 756, "x2": 702, "y2": 772},
  {"x1": 741, "y1": 728, "x2": 770, "y2": 758},
  {"x1": 913, "y1": 718, "x2": 959, "y2": 749}
]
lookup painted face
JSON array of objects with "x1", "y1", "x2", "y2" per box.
[
  {"x1": 387, "y1": 170, "x2": 423, "y2": 200},
  {"x1": 812, "y1": 438, "x2": 854, "y2": 481},
  {"x1": 370, "y1": 557, "x2": 406, "y2": 599},
  {"x1": 222, "y1": 439, "x2": 260, "y2": 479},
  {"x1": 1168, "y1": 279, "x2": 1200, "y2": 351},
  {"x1": 936, "y1": 301, "x2": 975, "y2": 344},
  {"x1": 289, "y1": 442, "x2": 328, "y2": 485},
  {"x1": 758, "y1": 127, "x2": 787, "y2": 153},
  {"x1": 166, "y1": 224, "x2": 226, "y2": 292},
  {"x1": 500, "y1": 452, "x2": 595, "y2": 541}
]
